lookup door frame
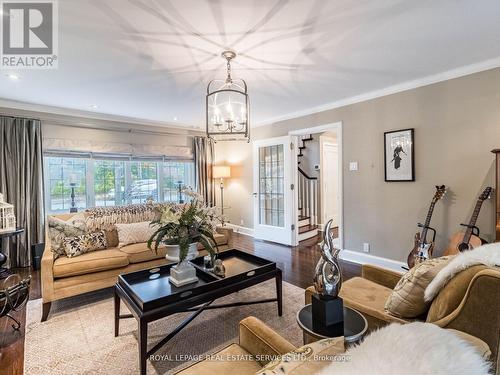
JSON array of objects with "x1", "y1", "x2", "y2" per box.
[
  {"x1": 289, "y1": 122, "x2": 343, "y2": 248},
  {"x1": 252, "y1": 135, "x2": 298, "y2": 246}
]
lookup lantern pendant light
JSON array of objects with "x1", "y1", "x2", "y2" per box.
[{"x1": 206, "y1": 50, "x2": 249, "y2": 142}]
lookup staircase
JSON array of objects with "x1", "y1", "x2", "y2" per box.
[{"x1": 297, "y1": 135, "x2": 319, "y2": 242}]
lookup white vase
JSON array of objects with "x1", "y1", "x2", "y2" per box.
[
  {"x1": 169, "y1": 259, "x2": 199, "y2": 287},
  {"x1": 165, "y1": 243, "x2": 198, "y2": 262}
]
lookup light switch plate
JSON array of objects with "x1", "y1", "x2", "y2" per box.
[{"x1": 349, "y1": 161, "x2": 358, "y2": 171}]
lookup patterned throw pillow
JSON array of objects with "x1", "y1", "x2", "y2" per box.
[
  {"x1": 115, "y1": 221, "x2": 159, "y2": 248},
  {"x1": 63, "y1": 231, "x2": 107, "y2": 258},
  {"x1": 385, "y1": 256, "x2": 452, "y2": 318},
  {"x1": 256, "y1": 337, "x2": 345, "y2": 375},
  {"x1": 48, "y1": 214, "x2": 87, "y2": 258}
]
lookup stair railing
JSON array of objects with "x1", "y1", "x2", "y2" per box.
[{"x1": 298, "y1": 167, "x2": 318, "y2": 225}]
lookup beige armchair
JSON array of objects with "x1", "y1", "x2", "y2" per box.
[
  {"x1": 177, "y1": 316, "x2": 300, "y2": 375},
  {"x1": 306, "y1": 264, "x2": 500, "y2": 374},
  {"x1": 176, "y1": 315, "x2": 491, "y2": 375}
]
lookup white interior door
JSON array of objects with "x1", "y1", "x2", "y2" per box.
[
  {"x1": 253, "y1": 136, "x2": 296, "y2": 245},
  {"x1": 321, "y1": 142, "x2": 339, "y2": 227}
]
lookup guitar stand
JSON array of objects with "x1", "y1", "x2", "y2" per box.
[
  {"x1": 460, "y1": 223, "x2": 480, "y2": 237},
  {"x1": 417, "y1": 223, "x2": 437, "y2": 242}
]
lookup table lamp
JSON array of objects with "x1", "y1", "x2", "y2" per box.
[{"x1": 213, "y1": 165, "x2": 231, "y2": 215}]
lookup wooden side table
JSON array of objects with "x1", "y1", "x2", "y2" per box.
[{"x1": 0, "y1": 228, "x2": 25, "y2": 279}]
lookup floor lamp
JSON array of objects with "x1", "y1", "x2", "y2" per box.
[{"x1": 212, "y1": 166, "x2": 231, "y2": 215}]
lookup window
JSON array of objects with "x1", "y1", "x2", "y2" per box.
[
  {"x1": 129, "y1": 161, "x2": 158, "y2": 204},
  {"x1": 162, "y1": 161, "x2": 195, "y2": 202},
  {"x1": 46, "y1": 157, "x2": 87, "y2": 212},
  {"x1": 94, "y1": 160, "x2": 126, "y2": 207},
  {"x1": 44, "y1": 156, "x2": 195, "y2": 213}
]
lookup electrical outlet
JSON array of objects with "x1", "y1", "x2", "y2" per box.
[
  {"x1": 363, "y1": 243, "x2": 370, "y2": 253},
  {"x1": 349, "y1": 161, "x2": 358, "y2": 171},
  {"x1": 240, "y1": 219, "x2": 244, "y2": 226}
]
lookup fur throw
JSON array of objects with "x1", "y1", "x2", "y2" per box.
[
  {"x1": 424, "y1": 243, "x2": 500, "y2": 302},
  {"x1": 317, "y1": 322, "x2": 490, "y2": 375}
]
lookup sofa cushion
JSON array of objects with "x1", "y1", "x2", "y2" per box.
[
  {"x1": 118, "y1": 243, "x2": 167, "y2": 264},
  {"x1": 178, "y1": 344, "x2": 261, "y2": 375},
  {"x1": 63, "y1": 231, "x2": 107, "y2": 258},
  {"x1": 385, "y1": 256, "x2": 452, "y2": 318},
  {"x1": 339, "y1": 277, "x2": 408, "y2": 324},
  {"x1": 53, "y1": 249, "x2": 129, "y2": 278},
  {"x1": 196, "y1": 233, "x2": 228, "y2": 250}
]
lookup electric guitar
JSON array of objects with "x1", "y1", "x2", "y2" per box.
[
  {"x1": 407, "y1": 185, "x2": 446, "y2": 268},
  {"x1": 443, "y1": 186, "x2": 493, "y2": 256}
]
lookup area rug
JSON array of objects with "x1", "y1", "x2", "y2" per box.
[{"x1": 24, "y1": 280, "x2": 304, "y2": 374}]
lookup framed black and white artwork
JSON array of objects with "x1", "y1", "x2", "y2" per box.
[{"x1": 384, "y1": 128, "x2": 415, "y2": 182}]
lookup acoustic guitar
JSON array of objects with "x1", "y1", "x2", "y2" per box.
[
  {"x1": 407, "y1": 185, "x2": 446, "y2": 268},
  {"x1": 443, "y1": 186, "x2": 493, "y2": 256}
]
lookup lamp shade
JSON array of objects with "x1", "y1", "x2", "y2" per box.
[{"x1": 213, "y1": 166, "x2": 231, "y2": 179}]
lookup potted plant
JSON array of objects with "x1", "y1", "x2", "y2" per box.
[{"x1": 147, "y1": 191, "x2": 222, "y2": 286}]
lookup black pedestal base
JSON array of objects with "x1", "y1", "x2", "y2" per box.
[{"x1": 312, "y1": 294, "x2": 344, "y2": 336}]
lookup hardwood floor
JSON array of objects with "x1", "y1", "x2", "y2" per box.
[
  {"x1": 0, "y1": 232, "x2": 360, "y2": 375},
  {"x1": 0, "y1": 268, "x2": 39, "y2": 375}
]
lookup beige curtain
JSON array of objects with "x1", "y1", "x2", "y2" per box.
[
  {"x1": 194, "y1": 136, "x2": 215, "y2": 206},
  {"x1": 0, "y1": 116, "x2": 44, "y2": 268}
]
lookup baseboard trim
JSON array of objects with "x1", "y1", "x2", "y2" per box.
[
  {"x1": 340, "y1": 249, "x2": 405, "y2": 273},
  {"x1": 225, "y1": 223, "x2": 405, "y2": 273},
  {"x1": 225, "y1": 223, "x2": 255, "y2": 237}
]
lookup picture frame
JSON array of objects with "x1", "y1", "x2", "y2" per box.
[{"x1": 384, "y1": 128, "x2": 415, "y2": 182}]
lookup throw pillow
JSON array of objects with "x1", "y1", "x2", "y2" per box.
[
  {"x1": 256, "y1": 337, "x2": 345, "y2": 375},
  {"x1": 48, "y1": 213, "x2": 87, "y2": 258},
  {"x1": 104, "y1": 227, "x2": 119, "y2": 248},
  {"x1": 385, "y1": 256, "x2": 452, "y2": 318},
  {"x1": 63, "y1": 231, "x2": 107, "y2": 258},
  {"x1": 116, "y1": 221, "x2": 158, "y2": 248}
]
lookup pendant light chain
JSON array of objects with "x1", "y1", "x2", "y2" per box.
[{"x1": 226, "y1": 57, "x2": 232, "y2": 83}]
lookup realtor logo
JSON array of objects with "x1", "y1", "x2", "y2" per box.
[{"x1": 1, "y1": 0, "x2": 58, "y2": 69}]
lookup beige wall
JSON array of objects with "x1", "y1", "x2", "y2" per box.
[{"x1": 215, "y1": 67, "x2": 500, "y2": 262}]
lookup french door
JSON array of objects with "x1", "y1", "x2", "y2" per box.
[{"x1": 253, "y1": 136, "x2": 297, "y2": 246}]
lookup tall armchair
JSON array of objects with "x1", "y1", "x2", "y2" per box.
[{"x1": 306, "y1": 264, "x2": 500, "y2": 373}]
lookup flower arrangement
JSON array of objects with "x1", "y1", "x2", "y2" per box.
[{"x1": 147, "y1": 190, "x2": 223, "y2": 263}]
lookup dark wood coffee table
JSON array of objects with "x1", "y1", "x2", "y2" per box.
[{"x1": 114, "y1": 249, "x2": 282, "y2": 375}]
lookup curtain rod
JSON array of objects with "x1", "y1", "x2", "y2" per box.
[
  {"x1": 44, "y1": 120, "x2": 202, "y2": 136},
  {"x1": 0, "y1": 113, "x2": 204, "y2": 137}
]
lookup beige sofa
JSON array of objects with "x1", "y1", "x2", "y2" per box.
[{"x1": 41, "y1": 213, "x2": 232, "y2": 321}]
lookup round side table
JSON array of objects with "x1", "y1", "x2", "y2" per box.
[{"x1": 296, "y1": 304, "x2": 368, "y2": 345}]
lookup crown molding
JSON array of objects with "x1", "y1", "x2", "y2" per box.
[
  {"x1": 254, "y1": 56, "x2": 500, "y2": 127},
  {"x1": 0, "y1": 98, "x2": 204, "y2": 133}
]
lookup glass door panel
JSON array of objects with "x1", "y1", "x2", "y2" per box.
[
  {"x1": 259, "y1": 144, "x2": 284, "y2": 227},
  {"x1": 253, "y1": 136, "x2": 297, "y2": 246}
]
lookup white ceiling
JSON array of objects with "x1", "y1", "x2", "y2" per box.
[{"x1": 2, "y1": 0, "x2": 500, "y2": 128}]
